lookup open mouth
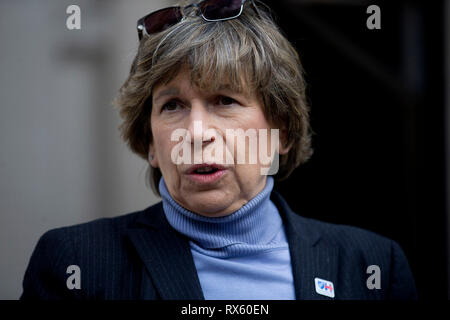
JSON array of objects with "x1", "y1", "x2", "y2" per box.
[
  {"x1": 187, "y1": 164, "x2": 227, "y2": 184},
  {"x1": 188, "y1": 163, "x2": 225, "y2": 174},
  {"x1": 193, "y1": 166, "x2": 220, "y2": 174}
]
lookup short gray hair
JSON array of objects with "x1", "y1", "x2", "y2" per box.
[{"x1": 115, "y1": 0, "x2": 312, "y2": 196}]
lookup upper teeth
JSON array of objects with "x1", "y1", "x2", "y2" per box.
[{"x1": 196, "y1": 166, "x2": 214, "y2": 173}]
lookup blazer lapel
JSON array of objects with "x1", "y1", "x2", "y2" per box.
[
  {"x1": 271, "y1": 191, "x2": 340, "y2": 300},
  {"x1": 126, "y1": 203, "x2": 204, "y2": 300}
]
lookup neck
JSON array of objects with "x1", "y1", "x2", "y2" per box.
[{"x1": 158, "y1": 176, "x2": 284, "y2": 257}]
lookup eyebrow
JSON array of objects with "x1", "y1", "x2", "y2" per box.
[
  {"x1": 152, "y1": 85, "x2": 250, "y2": 104},
  {"x1": 153, "y1": 88, "x2": 179, "y2": 103}
]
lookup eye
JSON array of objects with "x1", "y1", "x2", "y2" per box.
[
  {"x1": 217, "y1": 95, "x2": 238, "y2": 106},
  {"x1": 161, "y1": 100, "x2": 183, "y2": 112}
]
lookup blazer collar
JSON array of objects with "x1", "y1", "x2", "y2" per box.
[
  {"x1": 126, "y1": 202, "x2": 205, "y2": 300},
  {"x1": 270, "y1": 191, "x2": 340, "y2": 299},
  {"x1": 128, "y1": 191, "x2": 339, "y2": 300}
]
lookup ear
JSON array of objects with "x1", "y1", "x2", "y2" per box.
[
  {"x1": 148, "y1": 143, "x2": 159, "y2": 168},
  {"x1": 278, "y1": 129, "x2": 292, "y2": 155}
]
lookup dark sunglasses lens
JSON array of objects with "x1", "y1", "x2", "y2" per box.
[
  {"x1": 143, "y1": 7, "x2": 182, "y2": 35},
  {"x1": 200, "y1": 0, "x2": 243, "y2": 20}
]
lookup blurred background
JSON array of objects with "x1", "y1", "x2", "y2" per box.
[{"x1": 0, "y1": 0, "x2": 448, "y2": 299}]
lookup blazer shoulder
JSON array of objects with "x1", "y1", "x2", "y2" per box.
[
  {"x1": 299, "y1": 215, "x2": 393, "y2": 250},
  {"x1": 291, "y1": 214, "x2": 398, "y2": 266},
  {"x1": 273, "y1": 190, "x2": 392, "y2": 250},
  {"x1": 21, "y1": 202, "x2": 163, "y2": 300},
  {"x1": 25, "y1": 202, "x2": 164, "y2": 273},
  {"x1": 42, "y1": 201, "x2": 163, "y2": 240},
  {"x1": 292, "y1": 215, "x2": 417, "y2": 299}
]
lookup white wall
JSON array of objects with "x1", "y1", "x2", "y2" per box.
[{"x1": 0, "y1": 0, "x2": 175, "y2": 299}]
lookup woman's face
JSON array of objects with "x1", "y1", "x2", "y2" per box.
[{"x1": 149, "y1": 68, "x2": 283, "y2": 217}]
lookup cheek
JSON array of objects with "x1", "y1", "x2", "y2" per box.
[
  {"x1": 232, "y1": 163, "x2": 265, "y2": 195},
  {"x1": 151, "y1": 122, "x2": 172, "y2": 155},
  {"x1": 236, "y1": 107, "x2": 271, "y2": 130},
  {"x1": 252, "y1": 110, "x2": 272, "y2": 130},
  {"x1": 152, "y1": 128, "x2": 180, "y2": 185}
]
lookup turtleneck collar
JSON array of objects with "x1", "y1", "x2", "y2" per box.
[{"x1": 159, "y1": 176, "x2": 287, "y2": 258}]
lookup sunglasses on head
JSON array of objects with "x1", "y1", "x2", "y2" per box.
[{"x1": 137, "y1": 0, "x2": 247, "y2": 40}]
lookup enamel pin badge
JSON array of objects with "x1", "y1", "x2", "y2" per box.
[{"x1": 314, "y1": 277, "x2": 335, "y2": 298}]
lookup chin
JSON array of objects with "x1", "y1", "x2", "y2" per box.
[{"x1": 186, "y1": 191, "x2": 235, "y2": 217}]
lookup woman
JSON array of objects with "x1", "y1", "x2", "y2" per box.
[{"x1": 21, "y1": 0, "x2": 417, "y2": 300}]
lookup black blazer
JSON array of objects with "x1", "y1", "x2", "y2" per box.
[{"x1": 20, "y1": 191, "x2": 417, "y2": 300}]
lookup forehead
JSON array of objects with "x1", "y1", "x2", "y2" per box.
[{"x1": 152, "y1": 66, "x2": 253, "y2": 100}]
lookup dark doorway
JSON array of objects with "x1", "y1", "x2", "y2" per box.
[{"x1": 268, "y1": 0, "x2": 447, "y2": 299}]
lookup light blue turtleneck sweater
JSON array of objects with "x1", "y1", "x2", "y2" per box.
[{"x1": 159, "y1": 176, "x2": 296, "y2": 300}]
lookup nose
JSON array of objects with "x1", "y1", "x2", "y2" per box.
[{"x1": 186, "y1": 101, "x2": 214, "y2": 146}]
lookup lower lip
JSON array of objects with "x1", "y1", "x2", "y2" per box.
[{"x1": 187, "y1": 169, "x2": 227, "y2": 184}]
